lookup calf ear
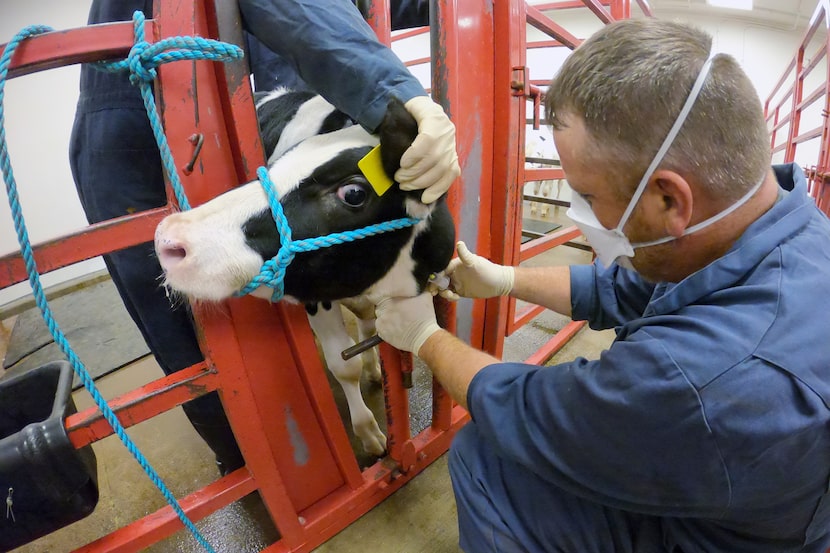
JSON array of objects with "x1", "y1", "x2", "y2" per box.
[{"x1": 377, "y1": 97, "x2": 419, "y2": 181}]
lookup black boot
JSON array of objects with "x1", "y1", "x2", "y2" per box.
[{"x1": 182, "y1": 395, "x2": 245, "y2": 476}]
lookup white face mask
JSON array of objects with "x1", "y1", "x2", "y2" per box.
[{"x1": 566, "y1": 51, "x2": 765, "y2": 270}]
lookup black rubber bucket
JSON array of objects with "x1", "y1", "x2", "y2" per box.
[{"x1": 0, "y1": 360, "x2": 98, "y2": 551}]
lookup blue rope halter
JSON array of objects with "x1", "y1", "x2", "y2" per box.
[
  {"x1": 0, "y1": 12, "x2": 245, "y2": 553},
  {"x1": 236, "y1": 167, "x2": 421, "y2": 301}
]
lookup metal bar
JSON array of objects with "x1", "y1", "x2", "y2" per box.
[
  {"x1": 276, "y1": 302, "x2": 364, "y2": 491},
  {"x1": 799, "y1": 42, "x2": 827, "y2": 81},
  {"x1": 534, "y1": 0, "x2": 611, "y2": 8},
  {"x1": 364, "y1": 0, "x2": 392, "y2": 45},
  {"x1": 525, "y1": 156, "x2": 560, "y2": 166},
  {"x1": 796, "y1": 83, "x2": 826, "y2": 112},
  {"x1": 0, "y1": 207, "x2": 171, "y2": 289},
  {"x1": 509, "y1": 303, "x2": 545, "y2": 334},
  {"x1": 379, "y1": 342, "x2": 413, "y2": 466},
  {"x1": 282, "y1": 405, "x2": 469, "y2": 553},
  {"x1": 633, "y1": 0, "x2": 652, "y2": 17},
  {"x1": 526, "y1": 5, "x2": 581, "y2": 49},
  {"x1": 581, "y1": 0, "x2": 615, "y2": 24},
  {"x1": 391, "y1": 27, "x2": 429, "y2": 41},
  {"x1": 528, "y1": 39, "x2": 567, "y2": 49},
  {"x1": 1, "y1": 21, "x2": 148, "y2": 79},
  {"x1": 525, "y1": 167, "x2": 566, "y2": 181},
  {"x1": 482, "y1": 0, "x2": 527, "y2": 357},
  {"x1": 72, "y1": 469, "x2": 257, "y2": 553},
  {"x1": 525, "y1": 320, "x2": 587, "y2": 365},
  {"x1": 792, "y1": 125, "x2": 824, "y2": 145},
  {"x1": 520, "y1": 225, "x2": 582, "y2": 262},
  {"x1": 65, "y1": 362, "x2": 217, "y2": 449},
  {"x1": 404, "y1": 55, "x2": 431, "y2": 67},
  {"x1": 772, "y1": 112, "x2": 793, "y2": 132},
  {"x1": 523, "y1": 195, "x2": 569, "y2": 207},
  {"x1": 766, "y1": 57, "x2": 797, "y2": 105}
]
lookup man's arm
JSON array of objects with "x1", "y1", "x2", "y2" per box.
[
  {"x1": 238, "y1": 0, "x2": 425, "y2": 131},
  {"x1": 510, "y1": 265, "x2": 572, "y2": 317},
  {"x1": 417, "y1": 330, "x2": 499, "y2": 410}
]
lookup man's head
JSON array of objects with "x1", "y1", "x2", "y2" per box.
[{"x1": 545, "y1": 19, "x2": 774, "y2": 281}]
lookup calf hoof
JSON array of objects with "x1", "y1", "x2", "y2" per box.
[{"x1": 358, "y1": 421, "x2": 387, "y2": 457}]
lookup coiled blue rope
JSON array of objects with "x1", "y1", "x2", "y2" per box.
[
  {"x1": 237, "y1": 167, "x2": 421, "y2": 301},
  {"x1": 95, "y1": 11, "x2": 243, "y2": 211},
  {"x1": 0, "y1": 13, "x2": 244, "y2": 553}
]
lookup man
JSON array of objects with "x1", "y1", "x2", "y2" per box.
[
  {"x1": 376, "y1": 18, "x2": 830, "y2": 552},
  {"x1": 70, "y1": 0, "x2": 456, "y2": 474}
]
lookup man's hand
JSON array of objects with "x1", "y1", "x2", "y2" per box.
[
  {"x1": 375, "y1": 293, "x2": 442, "y2": 356},
  {"x1": 432, "y1": 241, "x2": 515, "y2": 300},
  {"x1": 396, "y1": 96, "x2": 460, "y2": 203}
]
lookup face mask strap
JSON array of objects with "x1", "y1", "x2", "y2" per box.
[
  {"x1": 615, "y1": 50, "x2": 718, "y2": 234},
  {"x1": 632, "y1": 172, "x2": 766, "y2": 249}
]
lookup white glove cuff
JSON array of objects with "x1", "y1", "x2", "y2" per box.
[
  {"x1": 499, "y1": 266, "x2": 516, "y2": 296},
  {"x1": 409, "y1": 321, "x2": 442, "y2": 357}
]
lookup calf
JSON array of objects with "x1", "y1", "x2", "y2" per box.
[{"x1": 154, "y1": 89, "x2": 455, "y2": 456}]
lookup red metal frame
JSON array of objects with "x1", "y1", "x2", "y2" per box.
[
  {"x1": 482, "y1": 0, "x2": 650, "y2": 364},
  {"x1": 0, "y1": 1, "x2": 472, "y2": 551},
  {"x1": 764, "y1": 0, "x2": 830, "y2": 216}
]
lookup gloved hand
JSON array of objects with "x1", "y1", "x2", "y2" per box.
[
  {"x1": 396, "y1": 95, "x2": 460, "y2": 203},
  {"x1": 432, "y1": 241, "x2": 515, "y2": 301},
  {"x1": 375, "y1": 293, "x2": 442, "y2": 356}
]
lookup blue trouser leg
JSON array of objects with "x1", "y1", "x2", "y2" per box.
[
  {"x1": 69, "y1": 105, "x2": 243, "y2": 472},
  {"x1": 449, "y1": 422, "x2": 664, "y2": 553}
]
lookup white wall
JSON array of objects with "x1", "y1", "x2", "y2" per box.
[
  {"x1": 0, "y1": 1, "x2": 98, "y2": 307},
  {"x1": 0, "y1": 3, "x2": 815, "y2": 306}
]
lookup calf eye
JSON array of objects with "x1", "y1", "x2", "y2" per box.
[{"x1": 337, "y1": 183, "x2": 368, "y2": 207}]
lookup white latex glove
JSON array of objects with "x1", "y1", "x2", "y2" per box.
[
  {"x1": 434, "y1": 241, "x2": 515, "y2": 301},
  {"x1": 395, "y1": 96, "x2": 460, "y2": 203},
  {"x1": 375, "y1": 293, "x2": 442, "y2": 356}
]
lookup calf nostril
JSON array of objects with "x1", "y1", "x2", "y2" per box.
[{"x1": 158, "y1": 243, "x2": 187, "y2": 267}]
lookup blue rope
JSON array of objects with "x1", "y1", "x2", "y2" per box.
[
  {"x1": 235, "y1": 167, "x2": 421, "y2": 301},
  {"x1": 0, "y1": 13, "x2": 244, "y2": 552},
  {"x1": 95, "y1": 12, "x2": 243, "y2": 211}
]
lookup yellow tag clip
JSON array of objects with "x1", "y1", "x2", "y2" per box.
[{"x1": 358, "y1": 145, "x2": 394, "y2": 196}]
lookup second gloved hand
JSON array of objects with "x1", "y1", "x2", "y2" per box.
[
  {"x1": 375, "y1": 293, "x2": 442, "y2": 356},
  {"x1": 395, "y1": 96, "x2": 460, "y2": 203},
  {"x1": 434, "y1": 241, "x2": 515, "y2": 301}
]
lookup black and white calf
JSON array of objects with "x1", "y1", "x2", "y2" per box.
[{"x1": 154, "y1": 89, "x2": 455, "y2": 456}]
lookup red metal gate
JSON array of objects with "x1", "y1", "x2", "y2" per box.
[
  {"x1": 765, "y1": 0, "x2": 830, "y2": 216},
  {"x1": 1, "y1": 1, "x2": 648, "y2": 551},
  {"x1": 477, "y1": 0, "x2": 651, "y2": 362}
]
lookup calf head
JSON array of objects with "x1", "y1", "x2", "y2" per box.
[{"x1": 155, "y1": 93, "x2": 454, "y2": 304}]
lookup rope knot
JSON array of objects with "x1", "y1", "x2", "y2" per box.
[{"x1": 126, "y1": 41, "x2": 157, "y2": 84}]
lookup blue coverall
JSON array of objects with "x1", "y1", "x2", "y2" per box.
[
  {"x1": 69, "y1": 0, "x2": 428, "y2": 472},
  {"x1": 451, "y1": 164, "x2": 830, "y2": 552}
]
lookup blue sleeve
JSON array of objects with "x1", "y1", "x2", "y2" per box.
[
  {"x1": 570, "y1": 261, "x2": 656, "y2": 329},
  {"x1": 238, "y1": 0, "x2": 427, "y2": 132},
  {"x1": 466, "y1": 336, "x2": 731, "y2": 516}
]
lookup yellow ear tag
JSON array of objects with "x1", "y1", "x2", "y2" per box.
[{"x1": 358, "y1": 145, "x2": 394, "y2": 196}]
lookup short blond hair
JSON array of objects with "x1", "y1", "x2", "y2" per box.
[{"x1": 545, "y1": 19, "x2": 770, "y2": 202}]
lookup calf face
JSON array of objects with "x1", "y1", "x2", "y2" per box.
[
  {"x1": 154, "y1": 91, "x2": 455, "y2": 457},
  {"x1": 154, "y1": 92, "x2": 454, "y2": 305}
]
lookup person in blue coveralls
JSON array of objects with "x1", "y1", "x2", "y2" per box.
[
  {"x1": 70, "y1": 0, "x2": 455, "y2": 475},
  {"x1": 375, "y1": 18, "x2": 830, "y2": 553}
]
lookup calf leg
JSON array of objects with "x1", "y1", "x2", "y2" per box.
[
  {"x1": 306, "y1": 302, "x2": 386, "y2": 456},
  {"x1": 356, "y1": 317, "x2": 382, "y2": 384},
  {"x1": 341, "y1": 297, "x2": 382, "y2": 384}
]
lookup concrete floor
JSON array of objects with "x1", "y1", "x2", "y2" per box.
[{"x1": 2, "y1": 201, "x2": 615, "y2": 553}]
